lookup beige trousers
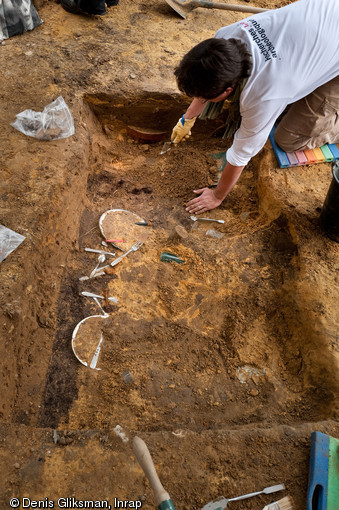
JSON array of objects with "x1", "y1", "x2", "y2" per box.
[{"x1": 274, "y1": 75, "x2": 339, "y2": 152}]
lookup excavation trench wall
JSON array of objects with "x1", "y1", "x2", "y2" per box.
[{"x1": 0, "y1": 99, "x2": 92, "y2": 422}]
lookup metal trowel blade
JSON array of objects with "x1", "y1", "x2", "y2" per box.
[{"x1": 160, "y1": 141, "x2": 173, "y2": 155}]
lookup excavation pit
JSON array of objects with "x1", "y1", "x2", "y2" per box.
[{"x1": 1, "y1": 92, "x2": 338, "y2": 509}]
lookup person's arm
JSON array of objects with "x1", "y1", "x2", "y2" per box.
[
  {"x1": 185, "y1": 97, "x2": 206, "y2": 119},
  {"x1": 185, "y1": 162, "x2": 244, "y2": 214},
  {"x1": 185, "y1": 95, "x2": 286, "y2": 213}
]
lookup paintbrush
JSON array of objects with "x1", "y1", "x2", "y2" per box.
[
  {"x1": 133, "y1": 436, "x2": 176, "y2": 510},
  {"x1": 263, "y1": 496, "x2": 295, "y2": 510}
]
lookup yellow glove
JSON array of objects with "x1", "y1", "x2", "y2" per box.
[{"x1": 171, "y1": 114, "x2": 197, "y2": 144}]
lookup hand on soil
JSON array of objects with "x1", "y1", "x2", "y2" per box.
[{"x1": 186, "y1": 188, "x2": 223, "y2": 214}]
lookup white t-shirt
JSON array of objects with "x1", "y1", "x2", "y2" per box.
[{"x1": 215, "y1": 0, "x2": 339, "y2": 167}]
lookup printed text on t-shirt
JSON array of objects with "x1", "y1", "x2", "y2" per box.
[{"x1": 240, "y1": 19, "x2": 278, "y2": 62}]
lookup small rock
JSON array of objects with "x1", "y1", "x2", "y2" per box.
[
  {"x1": 240, "y1": 211, "x2": 251, "y2": 223},
  {"x1": 122, "y1": 370, "x2": 133, "y2": 384},
  {"x1": 103, "y1": 125, "x2": 113, "y2": 135},
  {"x1": 14, "y1": 462, "x2": 20, "y2": 469},
  {"x1": 175, "y1": 225, "x2": 189, "y2": 239},
  {"x1": 104, "y1": 266, "x2": 116, "y2": 275},
  {"x1": 249, "y1": 389, "x2": 259, "y2": 397},
  {"x1": 206, "y1": 229, "x2": 224, "y2": 239},
  {"x1": 130, "y1": 73, "x2": 136, "y2": 79}
]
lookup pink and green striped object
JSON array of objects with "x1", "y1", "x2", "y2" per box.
[
  {"x1": 269, "y1": 127, "x2": 339, "y2": 168},
  {"x1": 307, "y1": 431, "x2": 339, "y2": 510}
]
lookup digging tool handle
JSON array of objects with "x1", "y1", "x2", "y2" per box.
[
  {"x1": 192, "y1": 0, "x2": 268, "y2": 14},
  {"x1": 133, "y1": 437, "x2": 175, "y2": 509}
]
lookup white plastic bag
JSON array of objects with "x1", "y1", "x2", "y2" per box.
[
  {"x1": 0, "y1": 0, "x2": 43, "y2": 42},
  {"x1": 0, "y1": 225, "x2": 25, "y2": 262},
  {"x1": 11, "y1": 96, "x2": 75, "y2": 140}
]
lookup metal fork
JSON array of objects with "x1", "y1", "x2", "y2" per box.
[
  {"x1": 110, "y1": 240, "x2": 144, "y2": 267},
  {"x1": 93, "y1": 241, "x2": 144, "y2": 274}
]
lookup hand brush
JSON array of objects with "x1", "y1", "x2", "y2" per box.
[{"x1": 263, "y1": 496, "x2": 295, "y2": 510}]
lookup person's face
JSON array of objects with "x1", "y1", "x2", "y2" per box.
[{"x1": 198, "y1": 87, "x2": 233, "y2": 104}]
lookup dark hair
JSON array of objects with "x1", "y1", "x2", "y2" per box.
[{"x1": 174, "y1": 38, "x2": 252, "y2": 99}]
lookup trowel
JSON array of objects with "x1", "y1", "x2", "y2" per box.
[{"x1": 160, "y1": 140, "x2": 174, "y2": 155}]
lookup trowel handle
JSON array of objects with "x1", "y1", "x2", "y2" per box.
[
  {"x1": 133, "y1": 437, "x2": 174, "y2": 508},
  {"x1": 192, "y1": 0, "x2": 268, "y2": 14}
]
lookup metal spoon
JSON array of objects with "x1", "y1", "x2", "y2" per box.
[{"x1": 89, "y1": 254, "x2": 106, "y2": 278}]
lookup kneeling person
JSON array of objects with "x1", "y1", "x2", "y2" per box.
[{"x1": 172, "y1": 0, "x2": 339, "y2": 214}]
